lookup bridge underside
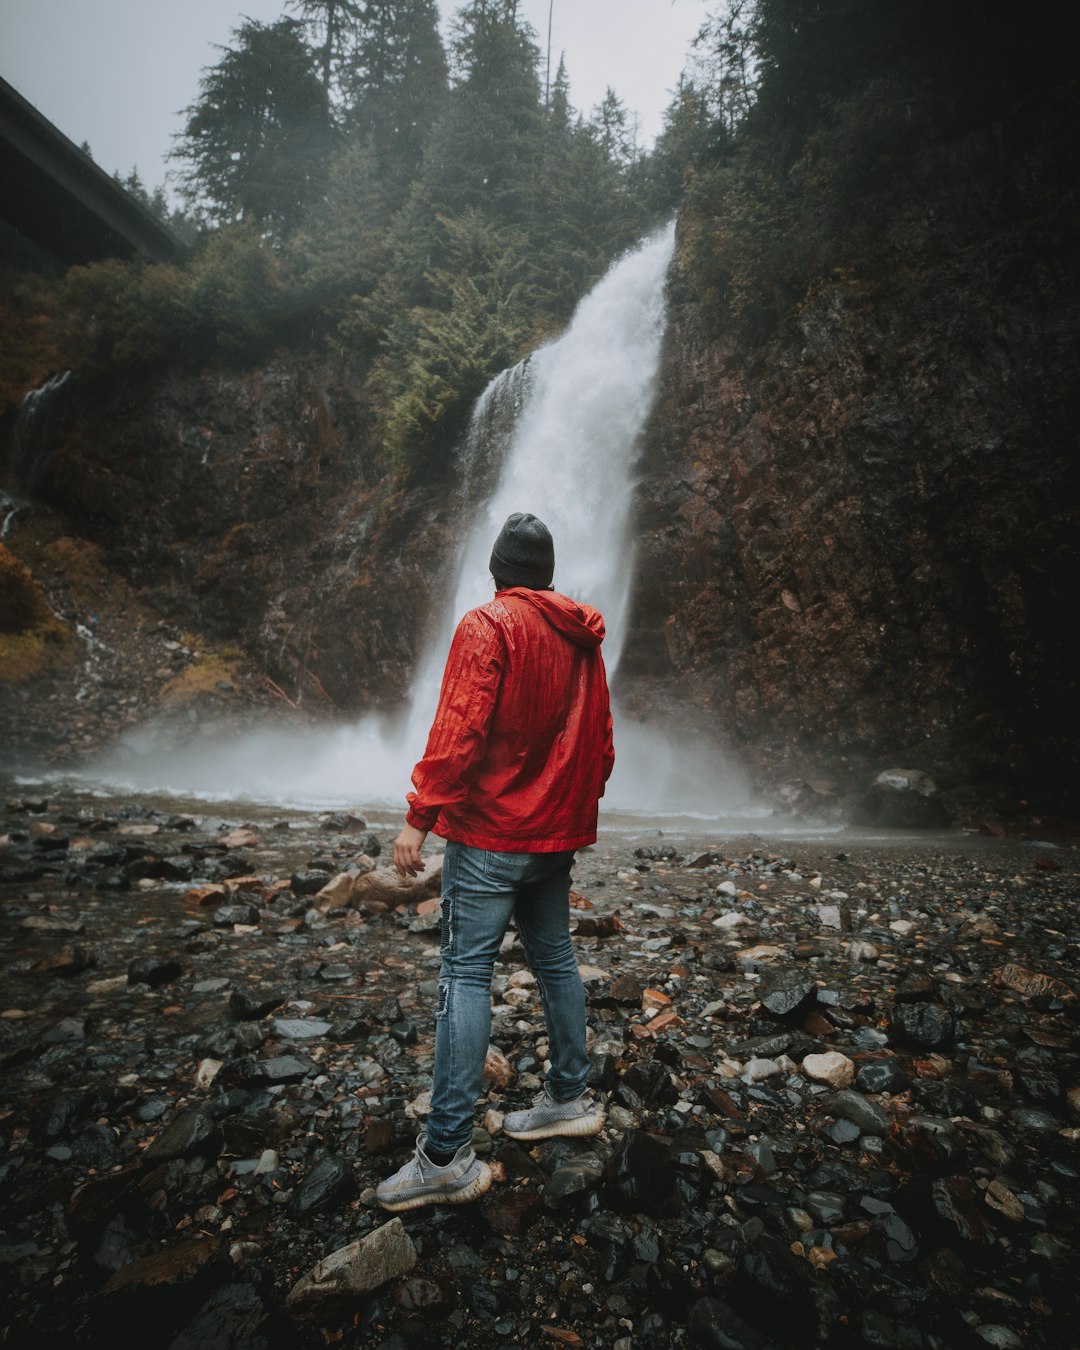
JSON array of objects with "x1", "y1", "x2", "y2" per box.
[{"x1": 1, "y1": 75, "x2": 185, "y2": 270}]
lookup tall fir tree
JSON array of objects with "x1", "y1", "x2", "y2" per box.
[
  {"x1": 172, "y1": 18, "x2": 333, "y2": 235},
  {"x1": 286, "y1": 0, "x2": 364, "y2": 101},
  {"x1": 343, "y1": 0, "x2": 448, "y2": 189}
]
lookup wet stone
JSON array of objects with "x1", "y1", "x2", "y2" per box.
[
  {"x1": 483, "y1": 1187, "x2": 544, "y2": 1237},
  {"x1": 127, "y1": 956, "x2": 183, "y2": 988},
  {"x1": 855, "y1": 1056, "x2": 910, "y2": 1094},
  {"x1": 71, "y1": 1123, "x2": 119, "y2": 1170},
  {"x1": 744, "y1": 1140, "x2": 777, "y2": 1175},
  {"x1": 543, "y1": 1153, "x2": 605, "y2": 1211},
  {"x1": 1008, "y1": 1106, "x2": 1062, "y2": 1132},
  {"x1": 144, "y1": 1109, "x2": 223, "y2": 1165},
  {"x1": 731, "y1": 1031, "x2": 800, "y2": 1060},
  {"x1": 289, "y1": 870, "x2": 332, "y2": 895},
  {"x1": 728, "y1": 1233, "x2": 835, "y2": 1347},
  {"x1": 165, "y1": 1281, "x2": 272, "y2": 1350},
  {"x1": 615, "y1": 1060, "x2": 678, "y2": 1109},
  {"x1": 829, "y1": 1089, "x2": 889, "y2": 1135},
  {"x1": 805, "y1": 1191, "x2": 845, "y2": 1224},
  {"x1": 392, "y1": 1274, "x2": 456, "y2": 1316},
  {"x1": 212, "y1": 902, "x2": 261, "y2": 927},
  {"x1": 760, "y1": 973, "x2": 817, "y2": 1020},
  {"x1": 607, "y1": 975, "x2": 644, "y2": 1005},
  {"x1": 894, "y1": 971, "x2": 937, "y2": 1002},
  {"x1": 134, "y1": 1099, "x2": 172, "y2": 1128},
  {"x1": 605, "y1": 1130, "x2": 681, "y2": 1220},
  {"x1": 465, "y1": 1283, "x2": 505, "y2": 1320},
  {"x1": 250, "y1": 1055, "x2": 315, "y2": 1084},
  {"x1": 891, "y1": 1001, "x2": 957, "y2": 1049},
  {"x1": 288, "y1": 1156, "x2": 356, "y2": 1218},
  {"x1": 101, "y1": 1235, "x2": 225, "y2": 1296},
  {"x1": 316, "y1": 964, "x2": 353, "y2": 983},
  {"x1": 271, "y1": 1017, "x2": 332, "y2": 1040},
  {"x1": 41, "y1": 1017, "x2": 85, "y2": 1044},
  {"x1": 578, "y1": 1212, "x2": 634, "y2": 1282},
  {"x1": 931, "y1": 1176, "x2": 995, "y2": 1245},
  {"x1": 826, "y1": 1118, "x2": 861, "y2": 1146},
  {"x1": 873, "y1": 1211, "x2": 918, "y2": 1262}
]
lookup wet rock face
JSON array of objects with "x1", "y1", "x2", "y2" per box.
[
  {"x1": 623, "y1": 217, "x2": 1080, "y2": 814},
  {"x1": 14, "y1": 358, "x2": 458, "y2": 713},
  {"x1": 2, "y1": 795, "x2": 1079, "y2": 1348}
]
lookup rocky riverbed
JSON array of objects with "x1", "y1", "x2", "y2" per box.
[{"x1": 1, "y1": 788, "x2": 1077, "y2": 1349}]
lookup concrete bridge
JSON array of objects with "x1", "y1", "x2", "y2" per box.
[{"x1": 0, "y1": 74, "x2": 186, "y2": 269}]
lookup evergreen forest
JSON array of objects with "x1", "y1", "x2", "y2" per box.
[{"x1": 2, "y1": 0, "x2": 1071, "y2": 481}]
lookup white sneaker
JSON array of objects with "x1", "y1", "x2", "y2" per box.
[
  {"x1": 503, "y1": 1088, "x2": 605, "y2": 1141},
  {"x1": 375, "y1": 1135, "x2": 492, "y2": 1212}
]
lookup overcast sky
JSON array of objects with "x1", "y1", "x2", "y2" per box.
[{"x1": 1, "y1": 0, "x2": 708, "y2": 198}]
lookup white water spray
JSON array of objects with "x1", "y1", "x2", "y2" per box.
[{"x1": 81, "y1": 224, "x2": 749, "y2": 819}]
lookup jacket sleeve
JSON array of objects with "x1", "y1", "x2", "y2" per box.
[
  {"x1": 601, "y1": 705, "x2": 615, "y2": 787},
  {"x1": 599, "y1": 655, "x2": 615, "y2": 788},
  {"x1": 405, "y1": 612, "x2": 504, "y2": 832}
]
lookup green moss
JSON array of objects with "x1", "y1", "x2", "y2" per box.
[
  {"x1": 0, "y1": 621, "x2": 78, "y2": 684},
  {"x1": 160, "y1": 635, "x2": 247, "y2": 705}
]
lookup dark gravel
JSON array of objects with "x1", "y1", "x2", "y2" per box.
[{"x1": 1, "y1": 787, "x2": 1078, "y2": 1349}]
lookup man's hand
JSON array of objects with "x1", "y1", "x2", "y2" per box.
[{"x1": 393, "y1": 823, "x2": 428, "y2": 878}]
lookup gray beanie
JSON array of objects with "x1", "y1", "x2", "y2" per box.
[{"x1": 489, "y1": 512, "x2": 555, "y2": 589}]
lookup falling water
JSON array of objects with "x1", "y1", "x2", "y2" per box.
[
  {"x1": 12, "y1": 370, "x2": 72, "y2": 493},
  {"x1": 406, "y1": 221, "x2": 677, "y2": 746},
  {"x1": 78, "y1": 225, "x2": 750, "y2": 820}
]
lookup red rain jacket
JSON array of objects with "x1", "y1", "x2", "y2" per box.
[{"x1": 405, "y1": 587, "x2": 614, "y2": 851}]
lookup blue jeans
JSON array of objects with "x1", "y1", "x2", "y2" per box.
[{"x1": 425, "y1": 841, "x2": 589, "y2": 1155}]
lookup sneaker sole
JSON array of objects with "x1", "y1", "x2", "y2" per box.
[
  {"x1": 503, "y1": 1111, "x2": 605, "y2": 1141},
  {"x1": 377, "y1": 1162, "x2": 493, "y2": 1213}
]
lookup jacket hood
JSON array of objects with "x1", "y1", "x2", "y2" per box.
[{"x1": 502, "y1": 587, "x2": 605, "y2": 648}]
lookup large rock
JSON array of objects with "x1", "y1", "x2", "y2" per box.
[
  {"x1": 315, "y1": 855, "x2": 443, "y2": 911},
  {"x1": 101, "y1": 1236, "x2": 225, "y2": 1295},
  {"x1": 850, "y1": 770, "x2": 951, "y2": 828},
  {"x1": 143, "y1": 1109, "x2": 223, "y2": 1166},
  {"x1": 604, "y1": 1130, "x2": 682, "y2": 1220},
  {"x1": 285, "y1": 1218, "x2": 417, "y2": 1310}
]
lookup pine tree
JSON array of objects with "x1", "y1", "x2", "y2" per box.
[
  {"x1": 437, "y1": 0, "x2": 546, "y2": 223},
  {"x1": 590, "y1": 87, "x2": 635, "y2": 167},
  {"x1": 172, "y1": 18, "x2": 333, "y2": 235},
  {"x1": 637, "y1": 77, "x2": 731, "y2": 215},
  {"x1": 343, "y1": 0, "x2": 448, "y2": 188},
  {"x1": 286, "y1": 0, "x2": 364, "y2": 100}
]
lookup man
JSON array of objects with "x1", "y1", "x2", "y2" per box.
[{"x1": 376, "y1": 512, "x2": 614, "y2": 1213}]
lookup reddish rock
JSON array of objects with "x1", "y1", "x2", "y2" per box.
[
  {"x1": 101, "y1": 1236, "x2": 224, "y2": 1293},
  {"x1": 994, "y1": 964, "x2": 1076, "y2": 1003}
]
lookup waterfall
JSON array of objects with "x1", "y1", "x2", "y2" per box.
[
  {"x1": 406, "y1": 221, "x2": 677, "y2": 747},
  {"x1": 12, "y1": 370, "x2": 72, "y2": 493},
  {"x1": 82, "y1": 224, "x2": 749, "y2": 820}
]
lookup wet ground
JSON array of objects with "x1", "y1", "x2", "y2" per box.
[{"x1": 1, "y1": 784, "x2": 1077, "y2": 1349}]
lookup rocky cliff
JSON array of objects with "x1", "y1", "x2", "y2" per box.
[
  {"x1": 7, "y1": 357, "x2": 468, "y2": 709},
  {"x1": 622, "y1": 124, "x2": 1079, "y2": 820}
]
